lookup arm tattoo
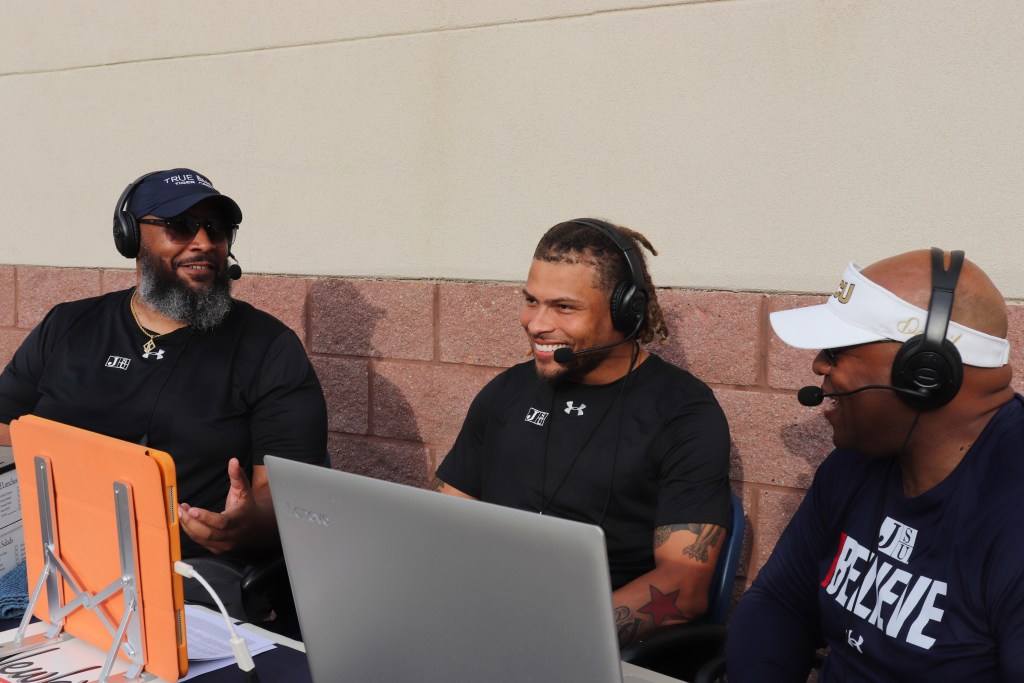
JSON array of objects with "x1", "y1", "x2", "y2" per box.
[
  {"x1": 683, "y1": 525, "x2": 723, "y2": 563},
  {"x1": 638, "y1": 585, "x2": 685, "y2": 627},
  {"x1": 428, "y1": 475, "x2": 445, "y2": 492},
  {"x1": 653, "y1": 522, "x2": 704, "y2": 549},
  {"x1": 614, "y1": 606, "x2": 643, "y2": 647},
  {"x1": 653, "y1": 523, "x2": 724, "y2": 563}
]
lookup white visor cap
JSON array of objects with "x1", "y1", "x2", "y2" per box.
[{"x1": 770, "y1": 262, "x2": 1010, "y2": 368}]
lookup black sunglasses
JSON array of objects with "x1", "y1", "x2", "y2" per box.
[
  {"x1": 138, "y1": 215, "x2": 238, "y2": 246},
  {"x1": 823, "y1": 340, "x2": 895, "y2": 365}
]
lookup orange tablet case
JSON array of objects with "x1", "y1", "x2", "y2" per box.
[{"x1": 10, "y1": 415, "x2": 188, "y2": 681}]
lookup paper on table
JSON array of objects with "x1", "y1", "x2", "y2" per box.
[{"x1": 179, "y1": 604, "x2": 277, "y2": 681}]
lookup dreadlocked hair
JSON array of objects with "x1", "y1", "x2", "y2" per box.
[{"x1": 533, "y1": 219, "x2": 670, "y2": 345}]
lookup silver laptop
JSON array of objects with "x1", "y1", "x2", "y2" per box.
[{"x1": 266, "y1": 456, "x2": 674, "y2": 683}]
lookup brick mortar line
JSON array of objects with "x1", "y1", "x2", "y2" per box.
[
  {"x1": 302, "y1": 279, "x2": 312, "y2": 350},
  {"x1": 432, "y1": 283, "x2": 441, "y2": 363},
  {"x1": 12, "y1": 266, "x2": 20, "y2": 328},
  {"x1": 6, "y1": 265, "x2": 1024, "y2": 305},
  {"x1": 328, "y1": 430, "x2": 449, "y2": 453},
  {"x1": 328, "y1": 430, "x2": 428, "y2": 445},
  {"x1": 366, "y1": 361, "x2": 377, "y2": 437},
  {"x1": 756, "y1": 294, "x2": 769, "y2": 386},
  {"x1": 308, "y1": 355, "x2": 820, "y2": 386},
  {"x1": 745, "y1": 482, "x2": 763, "y2": 581},
  {"x1": 309, "y1": 352, "x2": 510, "y2": 373},
  {"x1": 739, "y1": 481, "x2": 811, "y2": 497},
  {"x1": 707, "y1": 383, "x2": 802, "y2": 395}
]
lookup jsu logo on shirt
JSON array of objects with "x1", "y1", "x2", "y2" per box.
[
  {"x1": 524, "y1": 408, "x2": 548, "y2": 426},
  {"x1": 105, "y1": 356, "x2": 131, "y2": 370},
  {"x1": 876, "y1": 517, "x2": 918, "y2": 564}
]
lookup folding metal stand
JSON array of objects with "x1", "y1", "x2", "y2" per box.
[{"x1": 0, "y1": 455, "x2": 155, "y2": 682}]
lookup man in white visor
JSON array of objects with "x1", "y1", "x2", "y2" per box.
[{"x1": 727, "y1": 249, "x2": 1021, "y2": 682}]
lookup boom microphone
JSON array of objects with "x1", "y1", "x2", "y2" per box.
[
  {"x1": 797, "y1": 384, "x2": 930, "y2": 407},
  {"x1": 552, "y1": 315, "x2": 645, "y2": 364},
  {"x1": 553, "y1": 336, "x2": 634, "y2": 364}
]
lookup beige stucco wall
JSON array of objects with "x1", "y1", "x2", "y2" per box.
[{"x1": 2, "y1": 0, "x2": 1022, "y2": 295}]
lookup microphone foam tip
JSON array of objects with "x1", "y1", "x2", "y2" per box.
[
  {"x1": 552, "y1": 347, "x2": 574, "y2": 364},
  {"x1": 797, "y1": 386, "x2": 824, "y2": 407}
]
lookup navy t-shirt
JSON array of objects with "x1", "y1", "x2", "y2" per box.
[{"x1": 728, "y1": 395, "x2": 1024, "y2": 682}]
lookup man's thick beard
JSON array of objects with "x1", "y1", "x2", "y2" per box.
[{"x1": 138, "y1": 249, "x2": 233, "y2": 331}]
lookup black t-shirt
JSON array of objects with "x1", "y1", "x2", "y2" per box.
[
  {"x1": 0, "y1": 288, "x2": 328, "y2": 558},
  {"x1": 437, "y1": 354, "x2": 731, "y2": 589}
]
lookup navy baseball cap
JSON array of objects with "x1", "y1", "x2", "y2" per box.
[{"x1": 128, "y1": 168, "x2": 242, "y2": 224}]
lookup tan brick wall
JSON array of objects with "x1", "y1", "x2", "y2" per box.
[{"x1": 3, "y1": 266, "x2": 1023, "y2": 614}]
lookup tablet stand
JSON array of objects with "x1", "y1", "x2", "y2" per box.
[{"x1": 0, "y1": 455, "x2": 154, "y2": 682}]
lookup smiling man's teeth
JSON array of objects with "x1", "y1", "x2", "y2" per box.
[{"x1": 535, "y1": 343, "x2": 570, "y2": 352}]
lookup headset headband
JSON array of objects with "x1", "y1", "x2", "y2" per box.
[
  {"x1": 923, "y1": 247, "x2": 963, "y2": 352},
  {"x1": 567, "y1": 218, "x2": 647, "y2": 293}
]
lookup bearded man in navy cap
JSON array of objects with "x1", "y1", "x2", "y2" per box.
[{"x1": 0, "y1": 168, "x2": 327, "y2": 617}]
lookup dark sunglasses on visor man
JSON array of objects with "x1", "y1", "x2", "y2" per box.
[{"x1": 138, "y1": 215, "x2": 238, "y2": 246}]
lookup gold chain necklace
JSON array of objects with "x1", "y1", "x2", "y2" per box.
[{"x1": 129, "y1": 291, "x2": 168, "y2": 354}]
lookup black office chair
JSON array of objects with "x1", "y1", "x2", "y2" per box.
[
  {"x1": 693, "y1": 647, "x2": 828, "y2": 682},
  {"x1": 693, "y1": 653, "x2": 727, "y2": 683},
  {"x1": 620, "y1": 491, "x2": 745, "y2": 681},
  {"x1": 184, "y1": 550, "x2": 300, "y2": 637}
]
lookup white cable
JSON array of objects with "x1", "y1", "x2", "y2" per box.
[{"x1": 174, "y1": 560, "x2": 257, "y2": 675}]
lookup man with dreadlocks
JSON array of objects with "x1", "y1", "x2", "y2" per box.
[{"x1": 435, "y1": 218, "x2": 732, "y2": 646}]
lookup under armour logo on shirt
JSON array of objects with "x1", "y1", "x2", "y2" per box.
[
  {"x1": 142, "y1": 348, "x2": 166, "y2": 360},
  {"x1": 564, "y1": 401, "x2": 586, "y2": 416}
]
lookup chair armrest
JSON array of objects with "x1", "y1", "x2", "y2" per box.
[
  {"x1": 621, "y1": 622, "x2": 728, "y2": 682},
  {"x1": 688, "y1": 643, "x2": 828, "y2": 683},
  {"x1": 182, "y1": 552, "x2": 289, "y2": 623},
  {"x1": 693, "y1": 653, "x2": 726, "y2": 683},
  {"x1": 239, "y1": 554, "x2": 287, "y2": 593}
]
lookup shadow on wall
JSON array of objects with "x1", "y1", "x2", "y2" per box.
[
  {"x1": 642, "y1": 323, "x2": 764, "y2": 604},
  {"x1": 643, "y1": 320, "x2": 750, "y2": 489},
  {"x1": 780, "y1": 420, "x2": 834, "y2": 471},
  {"x1": 308, "y1": 280, "x2": 430, "y2": 489}
]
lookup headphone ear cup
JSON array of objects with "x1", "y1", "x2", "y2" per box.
[
  {"x1": 891, "y1": 335, "x2": 964, "y2": 410},
  {"x1": 113, "y1": 172, "x2": 161, "y2": 260},
  {"x1": 609, "y1": 282, "x2": 647, "y2": 333},
  {"x1": 113, "y1": 211, "x2": 140, "y2": 259},
  {"x1": 609, "y1": 282, "x2": 631, "y2": 332},
  {"x1": 628, "y1": 287, "x2": 648, "y2": 329}
]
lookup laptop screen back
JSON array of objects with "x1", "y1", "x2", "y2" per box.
[{"x1": 266, "y1": 456, "x2": 624, "y2": 683}]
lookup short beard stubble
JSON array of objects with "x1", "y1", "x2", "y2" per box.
[{"x1": 535, "y1": 347, "x2": 608, "y2": 384}]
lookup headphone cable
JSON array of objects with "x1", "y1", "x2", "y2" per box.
[
  {"x1": 840, "y1": 411, "x2": 920, "y2": 682},
  {"x1": 538, "y1": 343, "x2": 639, "y2": 517}
]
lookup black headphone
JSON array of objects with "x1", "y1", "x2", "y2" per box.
[
  {"x1": 567, "y1": 218, "x2": 648, "y2": 333},
  {"x1": 890, "y1": 247, "x2": 965, "y2": 410},
  {"x1": 112, "y1": 171, "x2": 160, "y2": 259}
]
